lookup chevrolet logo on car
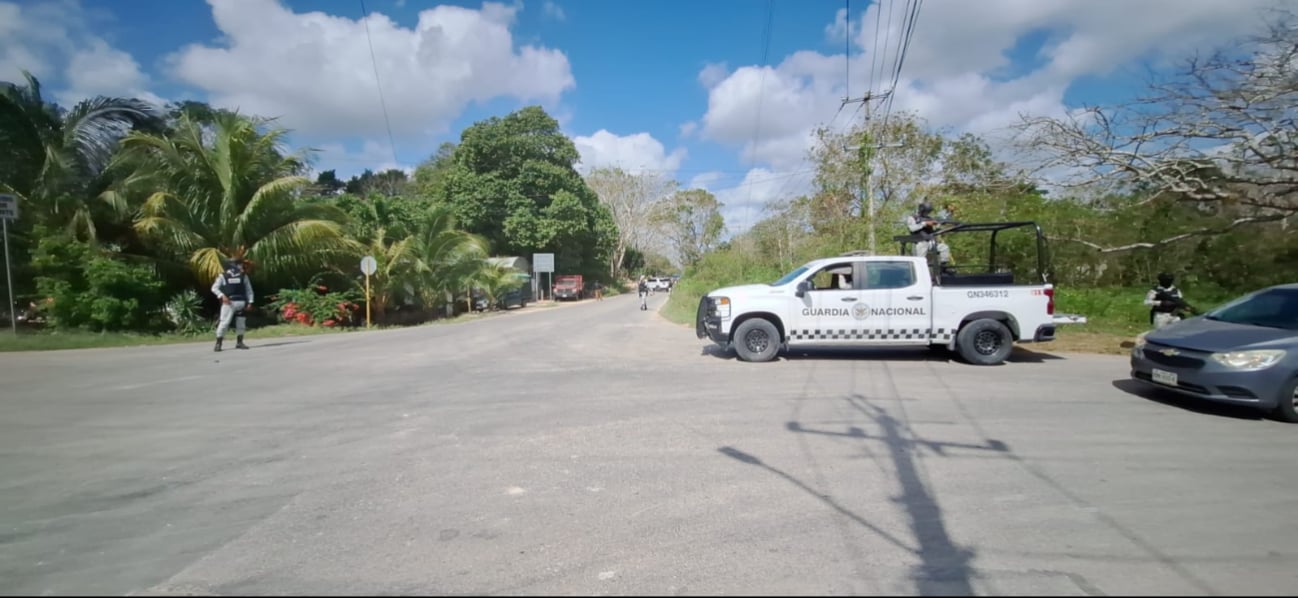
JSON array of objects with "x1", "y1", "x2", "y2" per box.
[{"x1": 1159, "y1": 348, "x2": 1180, "y2": 357}]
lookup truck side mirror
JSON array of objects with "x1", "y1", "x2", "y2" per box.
[{"x1": 795, "y1": 280, "x2": 811, "y2": 298}]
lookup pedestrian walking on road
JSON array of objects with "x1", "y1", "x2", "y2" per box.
[
  {"x1": 212, "y1": 257, "x2": 253, "y2": 352},
  {"x1": 637, "y1": 276, "x2": 649, "y2": 311}
]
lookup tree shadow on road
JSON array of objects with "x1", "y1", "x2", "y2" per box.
[{"x1": 1110, "y1": 379, "x2": 1264, "y2": 421}]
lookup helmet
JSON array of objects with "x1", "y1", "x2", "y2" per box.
[
  {"x1": 1157, "y1": 272, "x2": 1174, "y2": 287},
  {"x1": 917, "y1": 200, "x2": 933, "y2": 217}
]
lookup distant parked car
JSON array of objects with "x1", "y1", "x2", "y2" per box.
[{"x1": 1130, "y1": 283, "x2": 1298, "y2": 422}]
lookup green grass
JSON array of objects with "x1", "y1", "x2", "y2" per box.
[
  {"x1": 0, "y1": 323, "x2": 354, "y2": 352},
  {"x1": 0, "y1": 308, "x2": 517, "y2": 353}
]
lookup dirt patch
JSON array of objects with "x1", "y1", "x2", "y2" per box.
[{"x1": 1033, "y1": 331, "x2": 1138, "y2": 356}]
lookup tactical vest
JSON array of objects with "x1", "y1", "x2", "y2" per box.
[
  {"x1": 221, "y1": 270, "x2": 248, "y2": 301},
  {"x1": 1149, "y1": 285, "x2": 1180, "y2": 321}
]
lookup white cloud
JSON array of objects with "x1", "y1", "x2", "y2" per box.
[
  {"x1": 0, "y1": 0, "x2": 161, "y2": 107},
  {"x1": 697, "y1": 0, "x2": 1284, "y2": 235},
  {"x1": 166, "y1": 0, "x2": 575, "y2": 143},
  {"x1": 678, "y1": 121, "x2": 698, "y2": 139},
  {"x1": 542, "y1": 1, "x2": 566, "y2": 22},
  {"x1": 690, "y1": 168, "x2": 818, "y2": 238},
  {"x1": 572, "y1": 129, "x2": 686, "y2": 177},
  {"x1": 698, "y1": 62, "x2": 730, "y2": 89}
]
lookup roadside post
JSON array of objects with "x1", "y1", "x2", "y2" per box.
[
  {"x1": 533, "y1": 253, "x2": 554, "y2": 302},
  {"x1": 0, "y1": 194, "x2": 17, "y2": 334},
  {"x1": 360, "y1": 255, "x2": 377, "y2": 328}
]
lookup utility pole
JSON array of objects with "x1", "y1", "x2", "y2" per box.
[{"x1": 841, "y1": 91, "x2": 892, "y2": 254}]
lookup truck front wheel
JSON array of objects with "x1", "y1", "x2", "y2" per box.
[
  {"x1": 732, "y1": 318, "x2": 781, "y2": 363},
  {"x1": 955, "y1": 318, "x2": 1013, "y2": 366}
]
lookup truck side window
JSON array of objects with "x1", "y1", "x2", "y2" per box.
[
  {"x1": 808, "y1": 264, "x2": 854, "y2": 290},
  {"x1": 865, "y1": 262, "x2": 916, "y2": 290}
]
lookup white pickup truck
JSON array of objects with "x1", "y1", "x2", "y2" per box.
[{"x1": 695, "y1": 249, "x2": 1088, "y2": 365}]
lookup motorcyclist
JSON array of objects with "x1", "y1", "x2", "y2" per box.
[{"x1": 211, "y1": 257, "x2": 253, "y2": 351}]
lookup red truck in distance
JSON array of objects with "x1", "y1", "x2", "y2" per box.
[{"x1": 553, "y1": 275, "x2": 584, "y2": 301}]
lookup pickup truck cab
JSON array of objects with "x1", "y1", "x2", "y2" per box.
[{"x1": 695, "y1": 221, "x2": 1087, "y2": 365}]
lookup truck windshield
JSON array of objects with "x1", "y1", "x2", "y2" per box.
[{"x1": 771, "y1": 265, "x2": 810, "y2": 286}]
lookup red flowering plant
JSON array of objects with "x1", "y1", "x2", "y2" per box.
[{"x1": 268, "y1": 279, "x2": 363, "y2": 327}]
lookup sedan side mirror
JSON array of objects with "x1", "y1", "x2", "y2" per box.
[{"x1": 795, "y1": 280, "x2": 811, "y2": 298}]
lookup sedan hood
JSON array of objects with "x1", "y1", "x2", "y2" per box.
[{"x1": 1148, "y1": 317, "x2": 1297, "y2": 352}]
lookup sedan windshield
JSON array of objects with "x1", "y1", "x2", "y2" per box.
[
  {"x1": 771, "y1": 265, "x2": 810, "y2": 287},
  {"x1": 1205, "y1": 288, "x2": 1298, "y2": 330}
]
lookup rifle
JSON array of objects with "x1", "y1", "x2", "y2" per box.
[{"x1": 1154, "y1": 289, "x2": 1200, "y2": 317}]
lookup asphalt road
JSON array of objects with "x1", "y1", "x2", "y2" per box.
[{"x1": 3, "y1": 291, "x2": 1298, "y2": 596}]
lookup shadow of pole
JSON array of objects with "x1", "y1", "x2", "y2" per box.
[
  {"x1": 717, "y1": 446, "x2": 917, "y2": 554},
  {"x1": 780, "y1": 397, "x2": 1010, "y2": 596},
  {"x1": 867, "y1": 402, "x2": 978, "y2": 596}
]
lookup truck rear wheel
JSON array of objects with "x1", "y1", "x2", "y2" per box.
[
  {"x1": 732, "y1": 318, "x2": 781, "y2": 363},
  {"x1": 955, "y1": 318, "x2": 1013, "y2": 366}
]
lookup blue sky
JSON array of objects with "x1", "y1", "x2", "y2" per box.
[{"x1": 0, "y1": 0, "x2": 1284, "y2": 233}]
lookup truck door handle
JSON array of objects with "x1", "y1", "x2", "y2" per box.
[
  {"x1": 907, "y1": 296, "x2": 924, "y2": 301},
  {"x1": 841, "y1": 297, "x2": 858, "y2": 302}
]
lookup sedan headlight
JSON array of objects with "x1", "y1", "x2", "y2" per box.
[
  {"x1": 712, "y1": 296, "x2": 731, "y2": 318},
  {"x1": 1210, "y1": 349, "x2": 1286, "y2": 370},
  {"x1": 1133, "y1": 332, "x2": 1149, "y2": 349}
]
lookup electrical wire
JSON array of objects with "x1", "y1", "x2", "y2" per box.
[{"x1": 358, "y1": 0, "x2": 400, "y2": 167}]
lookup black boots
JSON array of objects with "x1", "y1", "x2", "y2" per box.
[{"x1": 214, "y1": 336, "x2": 249, "y2": 352}]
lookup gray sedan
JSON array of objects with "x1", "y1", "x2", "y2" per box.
[{"x1": 1130, "y1": 283, "x2": 1298, "y2": 422}]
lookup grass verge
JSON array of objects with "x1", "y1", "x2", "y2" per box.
[{"x1": 0, "y1": 308, "x2": 513, "y2": 352}]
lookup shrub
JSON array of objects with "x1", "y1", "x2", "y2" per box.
[
  {"x1": 31, "y1": 236, "x2": 168, "y2": 332},
  {"x1": 268, "y1": 282, "x2": 362, "y2": 327}
]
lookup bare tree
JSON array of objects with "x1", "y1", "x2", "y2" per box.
[
  {"x1": 652, "y1": 188, "x2": 725, "y2": 268},
  {"x1": 1014, "y1": 9, "x2": 1298, "y2": 251},
  {"x1": 584, "y1": 167, "x2": 677, "y2": 278}
]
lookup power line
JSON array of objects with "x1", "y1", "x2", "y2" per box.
[
  {"x1": 739, "y1": 0, "x2": 776, "y2": 236},
  {"x1": 358, "y1": 0, "x2": 400, "y2": 168}
]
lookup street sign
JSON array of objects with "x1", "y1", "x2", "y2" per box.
[
  {"x1": 0, "y1": 194, "x2": 17, "y2": 221},
  {"x1": 533, "y1": 253, "x2": 554, "y2": 273},
  {"x1": 360, "y1": 255, "x2": 377, "y2": 328}
]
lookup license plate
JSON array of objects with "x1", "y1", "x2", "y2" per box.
[{"x1": 1152, "y1": 368, "x2": 1178, "y2": 386}]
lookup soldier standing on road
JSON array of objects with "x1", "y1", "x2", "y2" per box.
[
  {"x1": 1145, "y1": 271, "x2": 1188, "y2": 329},
  {"x1": 211, "y1": 257, "x2": 253, "y2": 352},
  {"x1": 638, "y1": 276, "x2": 649, "y2": 311}
]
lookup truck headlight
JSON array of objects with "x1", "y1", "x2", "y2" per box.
[
  {"x1": 1210, "y1": 349, "x2": 1285, "y2": 370},
  {"x1": 713, "y1": 296, "x2": 731, "y2": 318}
]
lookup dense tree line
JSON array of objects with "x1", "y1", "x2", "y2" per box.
[{"x1": 0, "y1": 72, "x2": 726, "y2": 333}]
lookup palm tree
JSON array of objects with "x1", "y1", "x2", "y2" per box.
[
  {"x1": 358, "y1": 227, "x2": 416, "y2": 322},
  {"x1": 0, "y1": 70, "x2": 162, "y2": 241},
  {"x1": 407, "y1": 205, "x2": 493, "y2": 314},
  {"x1": 115, "y1": 111, "x2": 357, "y2": 285}
]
